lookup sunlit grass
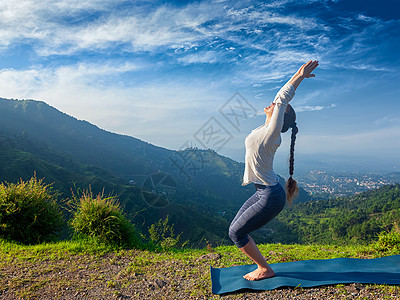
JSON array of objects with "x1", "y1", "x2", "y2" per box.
[
  {"x1": 0, "y1": 238, "x2": 116, "y2": 262},
  {"x1": 1, "y1": 238, "x2": 399, "y2": 299},
  {"x1": 1, "y1": 237, "x2": 399, "y2": 264}
]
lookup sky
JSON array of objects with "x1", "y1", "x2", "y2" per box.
[{"x1": 0, "y1": 0, "x2": 399, "y2": 172}]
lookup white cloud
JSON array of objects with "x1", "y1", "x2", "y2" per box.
[
  {"x1": 296, "y1": 103, "x2": 336, "y2": 112},
  {"x1": 177, "y1": 51, "x2": 220, "y2": 65},
  {"x1": 0, "y1": 62, "x2": 137, "y2": 94},
  {"x1": 356, "y1": 14, "x2": 377, "y2": 23},
  {"x1": 373, "y1": 115, "x2": 400, "y2": 127},
  {"x1": 331, "y1": 63, "x2": 392, "y2": 72},
  {"x1": 0, "y1": 0, "x2": 215, "y2": 54},
  {"x1": 0, "y1": 62, "x2": 229, "y2": 149},
  {"x1": 0, "y1": 0, "x2": 395, "y2": 74}
]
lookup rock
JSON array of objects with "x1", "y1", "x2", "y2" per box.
[
  {"x1": 196, "y1": 253, "x2": 221, "y2": 261},
  {"x1": 155, "y1": 278, "x2": 167, "y2": 288},
  {"x1": 354, "y1": 282, "x2": 364, "y2": 289},
  {"x1": 345, "y1": 284, "x2": 359, "y2": 293}
]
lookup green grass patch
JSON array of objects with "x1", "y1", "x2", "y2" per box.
[
  {"x1": 0, "y1": 238, "x2": 117, "y2": 263},
  {"x1": 1, "y1": 237, "x2": 399, "y2": 299}
]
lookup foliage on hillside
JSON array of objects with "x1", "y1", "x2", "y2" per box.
[{"x1": 263, "y1": 184, "x2": 400, "y2": 245}]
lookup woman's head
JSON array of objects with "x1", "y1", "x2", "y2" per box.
[
  {"x1": 282, "y1": 104, "x2": 299, "y2": 204},
  {"x1": 264, "y1": 102, "x2": 276, "y2": 119}
]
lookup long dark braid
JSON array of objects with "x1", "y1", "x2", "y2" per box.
[{"x1": 286, "y1": 122, "x2": 299, "y2": 204}]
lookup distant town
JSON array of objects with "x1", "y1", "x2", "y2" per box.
[{"x1": 297, "y1": 171, "x2": 400, "y2": 199}]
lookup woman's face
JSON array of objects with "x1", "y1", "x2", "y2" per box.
[{"x1": 264, "y1": 102, "x2": 275, "y2": 118}]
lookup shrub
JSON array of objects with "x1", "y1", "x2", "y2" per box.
[
  {"x1": 148, "y1": 215, "x2": 187, "y2": 250},
  {"x1": 0, "y1": 175, "x2": 64, "y2": 244},
  {"x1": 373, "y1": 223, "x2": 400, "y2": 252},
  {"x1": 69, "y1": 190, "x2": 139, "y2": 248}
]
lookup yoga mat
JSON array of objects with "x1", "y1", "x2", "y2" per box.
[{"x1": 211, "y1": 255, "x2": 400, "y2": 294}]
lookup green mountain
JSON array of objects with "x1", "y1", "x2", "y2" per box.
[{"x1": 0, "y1": 97, "x2": 310, "y2": 246}]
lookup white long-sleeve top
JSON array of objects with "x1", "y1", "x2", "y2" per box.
[{"x1": 242, "y1": 82, "x2": 295, "y2": 186}]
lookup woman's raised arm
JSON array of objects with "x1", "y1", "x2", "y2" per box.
[{"x1": 288, "y1": 60, "x2": 319, "y2": 90}]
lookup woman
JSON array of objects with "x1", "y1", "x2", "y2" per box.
[{"x1": 228, "y1": 60, "x2": 319, "y2": 281}]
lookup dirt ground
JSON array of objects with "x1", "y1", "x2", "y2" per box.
[{"x1": 1, "y1": 250, "x2": 400, "y2": 299}]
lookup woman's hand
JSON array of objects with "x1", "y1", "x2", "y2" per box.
[
  {"x1": 297, "y1": 60, "x2": 319, "y2": 78},
  {"x1": 289, "y1": 60, "x2": 319, "y2": 90}
]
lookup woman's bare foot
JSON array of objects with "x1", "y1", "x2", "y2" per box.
[{"x1": 243, "y1": 266, "x2": 275, "y2": 281}]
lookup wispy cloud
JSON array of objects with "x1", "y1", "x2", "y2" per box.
[
  {"x1": 0, "y1": 61, "x2": 138, "y2": 92},
  {"x1": 1, "y1": 0, "x2": 397, "y2": 73},
  {"x1": 0, "y1": 61, "x2": 229, "y2": 148},
  {"x1": 177, "y1": 51, "x2": 221, "y2": 65},
  {"x1": 0, "y1": 0, "x2": 398, "y2": 163},
  {"x1": 0, "y1": 1, "x2": 213, "y2": 53},
  {"x1": 373, "y1": 115, "x2": 400, "y2": 127},
  {"x1": 296, "y1": 103, "x2": 336, "y2": 112}
]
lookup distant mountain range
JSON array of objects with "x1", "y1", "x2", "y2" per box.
[{"x1": 0, "y1": 97, "x2": 310, "y2": 246}]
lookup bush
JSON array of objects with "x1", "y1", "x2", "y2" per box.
[
  {"x1": 0, "y1": 175, "x2": 64, "y2": 244},
  {"x1": 148, "y1": 215, "x2": 187, "y2": 250},
  {"x1": 69, "y1": 190, "x2": 139, "y2": 248},
  {"x1": 373, "y1": 223, "x2": 400, "y2": 252}
]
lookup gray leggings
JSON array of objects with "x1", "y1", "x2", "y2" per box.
[{"x1": 229, "y1": 183, "x2": 286, "y2": 248}]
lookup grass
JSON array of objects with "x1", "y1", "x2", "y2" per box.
[
  {"x1": 1, "y1": 238, "x2": 400, "y2": 299},
  {"x1": 69, "y1": 190, "x2": 140, "y2": 248},
  {"x1": 0, "y1": 175, "x2": 64, "y2": 244}
]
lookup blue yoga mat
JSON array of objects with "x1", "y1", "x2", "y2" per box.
[{"x1": 211, "y1": 255, "x2": 400, "y2": 294}]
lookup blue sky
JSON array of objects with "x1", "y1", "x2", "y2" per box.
[{"x1": 0, "y1": 0, "x2": 399, "y2": 171}]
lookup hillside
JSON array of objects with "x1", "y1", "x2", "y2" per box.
[
  {"x1": 264, "y1": 184, "x2": 400, "y2": 245},
  {"x1": 0, "y1": 97, "x2": 310, "y2": 247}
]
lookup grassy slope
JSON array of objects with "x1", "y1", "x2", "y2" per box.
[{"x1": 1, "y1": 239, "x2": 399, "y2": 299}]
